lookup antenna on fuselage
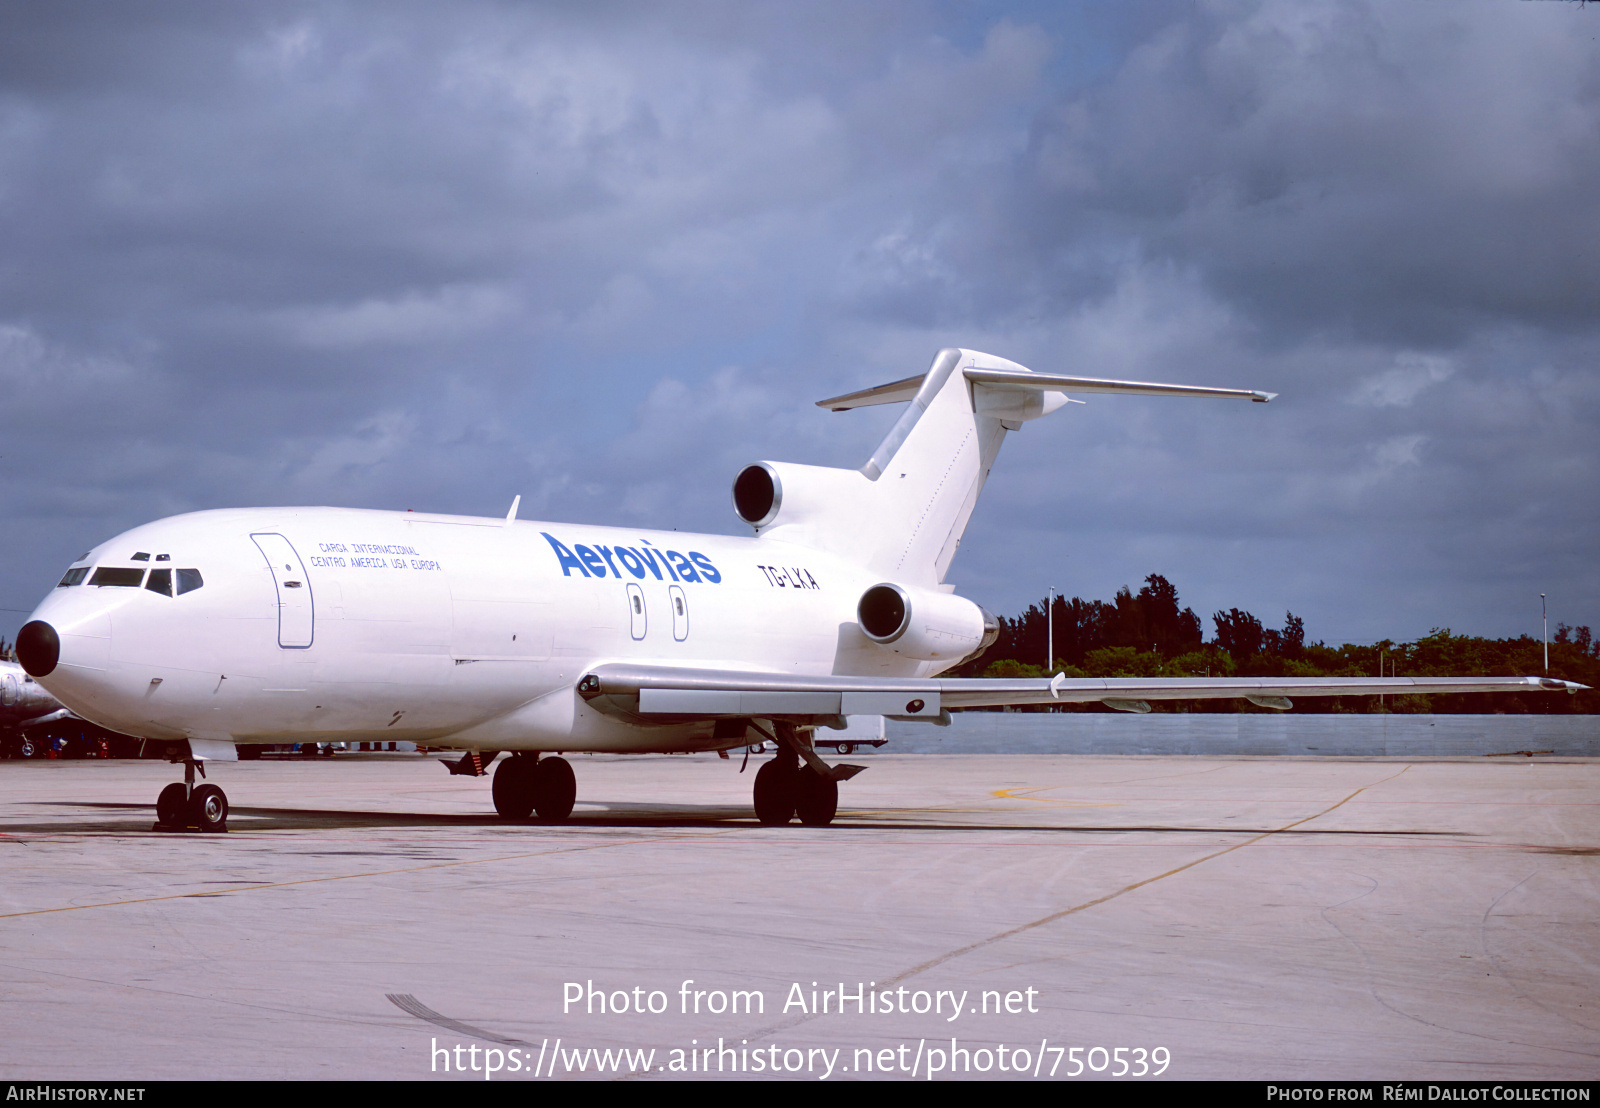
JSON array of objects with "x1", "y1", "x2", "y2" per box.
[{"x1": 504, "y1": 495, "x2": 521, "y2": 527}]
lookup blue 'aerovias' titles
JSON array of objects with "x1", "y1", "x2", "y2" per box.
[{"x1": 542, "y1": 533, "x2": 722, "y2": 584}]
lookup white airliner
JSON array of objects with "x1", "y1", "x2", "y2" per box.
[{"x1": 13, "y1": 348, "x2": 1584, "y2": 831}]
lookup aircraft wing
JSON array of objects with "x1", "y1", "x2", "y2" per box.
[{"x1": 579, "y1": 664, "x2": 1586, "y2": 721}]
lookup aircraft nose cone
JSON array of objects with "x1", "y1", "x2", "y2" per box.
[{"x1": 16, "y1": 621, "x2": 60, "y2": 677}]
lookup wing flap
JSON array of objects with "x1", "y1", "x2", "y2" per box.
[{"x1": 641, "y1": 688, "x2": 845, "y2": 715}]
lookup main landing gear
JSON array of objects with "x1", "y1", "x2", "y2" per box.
[
  {"x1": 752, "y1": 722, "x2": 858, "y2": 827},
  {"x1": 153, "y1": 757, "x2": 228, "y2": 833},
  {"x1": 492, "y1": 754, "x2": 577, "y2": 822},
  {"x1": 753, "y1": 754, "x2": 838, "y2": 826}
]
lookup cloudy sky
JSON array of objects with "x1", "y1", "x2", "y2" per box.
[{"x1": 2, "y1": 0, "x2": 1595, "y2": 648}]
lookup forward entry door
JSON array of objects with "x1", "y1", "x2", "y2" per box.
[{"x1": 251, "y1": 533, "x2": 315, "y2": 648}]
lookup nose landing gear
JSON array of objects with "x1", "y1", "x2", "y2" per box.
[{"x1": 153, "y1": 756, "x2": 229, "y2": 833}]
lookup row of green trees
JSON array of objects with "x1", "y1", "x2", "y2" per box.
[{"x1": 955, "y1": 574, "x2": 1598, "y2": 714}]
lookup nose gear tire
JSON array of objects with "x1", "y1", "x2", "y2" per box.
[
  {"x1": 189, "y1": 783, "x2": 228, "y2": 832},
  {"x1": 155, "y1": 782, "x2": 188, "y2": 827}
]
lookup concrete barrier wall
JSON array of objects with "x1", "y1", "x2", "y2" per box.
[{"x1": 881, "y1": 713, "x2": 1600, "y2": 756}]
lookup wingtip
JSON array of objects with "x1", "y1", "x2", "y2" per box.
[{"x1": 1252, "y1": 391, "x2": 1278, "y2": 403}]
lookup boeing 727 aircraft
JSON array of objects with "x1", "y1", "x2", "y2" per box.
[{"x1": 13, "y1": 348, "x2": 1584, "y2": 831}]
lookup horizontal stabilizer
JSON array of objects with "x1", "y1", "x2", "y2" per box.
[
  {"x1": 816, "y1": 374, "x2": 925, "y2": 411},
  {"x1": 964, "y1": 367, "x2": 1275, "y2": 403},
  {"x1": 817, "y1": 366, "x2": 1275, "y2": 411}
]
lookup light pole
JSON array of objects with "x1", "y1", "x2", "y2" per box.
[
  {"x1": 1046, "y1": 585, "x2": 1055, "y2": 673},
  {"x1": 1542, "y1": 594, "x2": 1547, "y2": 673}
]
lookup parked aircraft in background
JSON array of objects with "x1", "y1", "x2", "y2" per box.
[
  {"x1": 14, "y1": 348, "x2": 1585, "y2": 831},
  {"x1": 1, "y1": 659, "x2": 78, "y2": 755}
]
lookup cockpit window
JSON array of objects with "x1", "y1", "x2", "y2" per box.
[
  {"x1": 57, "y1": 567, "x2": 89, "y2": 587},
  {"x1": 89, "y1": 567, "x2": 145, "y2": 587},
  {"x1": 131, "y1": 552, "x2": 150, "y2": 562},
  {"x1": 146, "y1": 569, "x2": 173, "y2": 596},
  {"x1": 175, "y1": 568, "x2": 204, "y2": 595}
]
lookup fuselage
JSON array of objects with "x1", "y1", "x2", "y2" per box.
[{"x1": 23, "y1": 506, "x2": 937, "y2": 753}]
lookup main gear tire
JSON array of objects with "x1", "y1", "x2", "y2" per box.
[
  {"x1": 795, "y1": 768, "x2": 838, "y2": 827},
  {"x1": 492, "y1": 756, "x2": 536, "y2": 820},
  {"x1": 532, "y1": 757, "x2": 576, "y2": 822},
  {"x1": 753, "y1": 759, "x2": 798, "y2": 825}
]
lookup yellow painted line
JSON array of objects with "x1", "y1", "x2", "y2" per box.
[{"x1": 992, "y1": 785, "x2": 1120, "y2": 808}]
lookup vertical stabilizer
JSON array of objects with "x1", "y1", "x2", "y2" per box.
[
  {"x1": 744, "y1": 349, "x2": 1063, "y2": 586},
  {"x1": 806, "y1": 348, "x2": 1064, "y2": 586},
  {"x1": 857, "y1": 348, "x2": 1008, "y2": 585}
]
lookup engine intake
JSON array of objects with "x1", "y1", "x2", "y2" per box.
[
  {"x1": 858, "y1": 584, "x2": 911, "y2": 641},
  {"x1": 856, "y1": 582, "x2": 996, "y2": 663},
  {"x1": 732, "y1": 463, "x2": 781, "y2": 528}
]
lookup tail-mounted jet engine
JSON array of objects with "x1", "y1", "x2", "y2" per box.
[
  {"x1": 856, "y1": 582, "x2": 997, "y2": 664},
  {"x1": 732, "y1": 461, "x2": 874, "y2": 536}
]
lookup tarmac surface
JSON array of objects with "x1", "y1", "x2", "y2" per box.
[{"x1": 1, "y1": 751, "x2": 1596, "y2": 1082}]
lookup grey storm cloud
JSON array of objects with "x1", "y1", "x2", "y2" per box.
[
  {"x1": 0, "y1": 0, "x2": 1595, "y2": 647},
  {"x1": 1028, "y1": 3, "x2": 1600, "y2": 344}
]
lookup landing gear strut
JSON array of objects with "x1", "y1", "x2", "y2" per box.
[
  {"x1": 492, "y1": 755, "x2": 576, "y2": 822},
  {"x1": 153, "y1": 756, "x2": 228, "y2": 833}
]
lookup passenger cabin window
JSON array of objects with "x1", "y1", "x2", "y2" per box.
[
  {"x1": 175, "y1": 568, "x2": 204, "y2": 595},
  {"x1": 146, "y1": 569, "x2": 172, "y2": 596},
  {"x1": 57, "y1": 567, "x2": 89, "y2": 587},
  {"x1": 89, "y1": 567, "x2": 145, "y2": 587}
]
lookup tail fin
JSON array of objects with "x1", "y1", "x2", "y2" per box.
[
  {"x1": 835, "y1": 348, "x2": 1029, "y2": 584},
  {"x1": 745, "y1": 348, "x2": 1272, "y2": 587}
]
